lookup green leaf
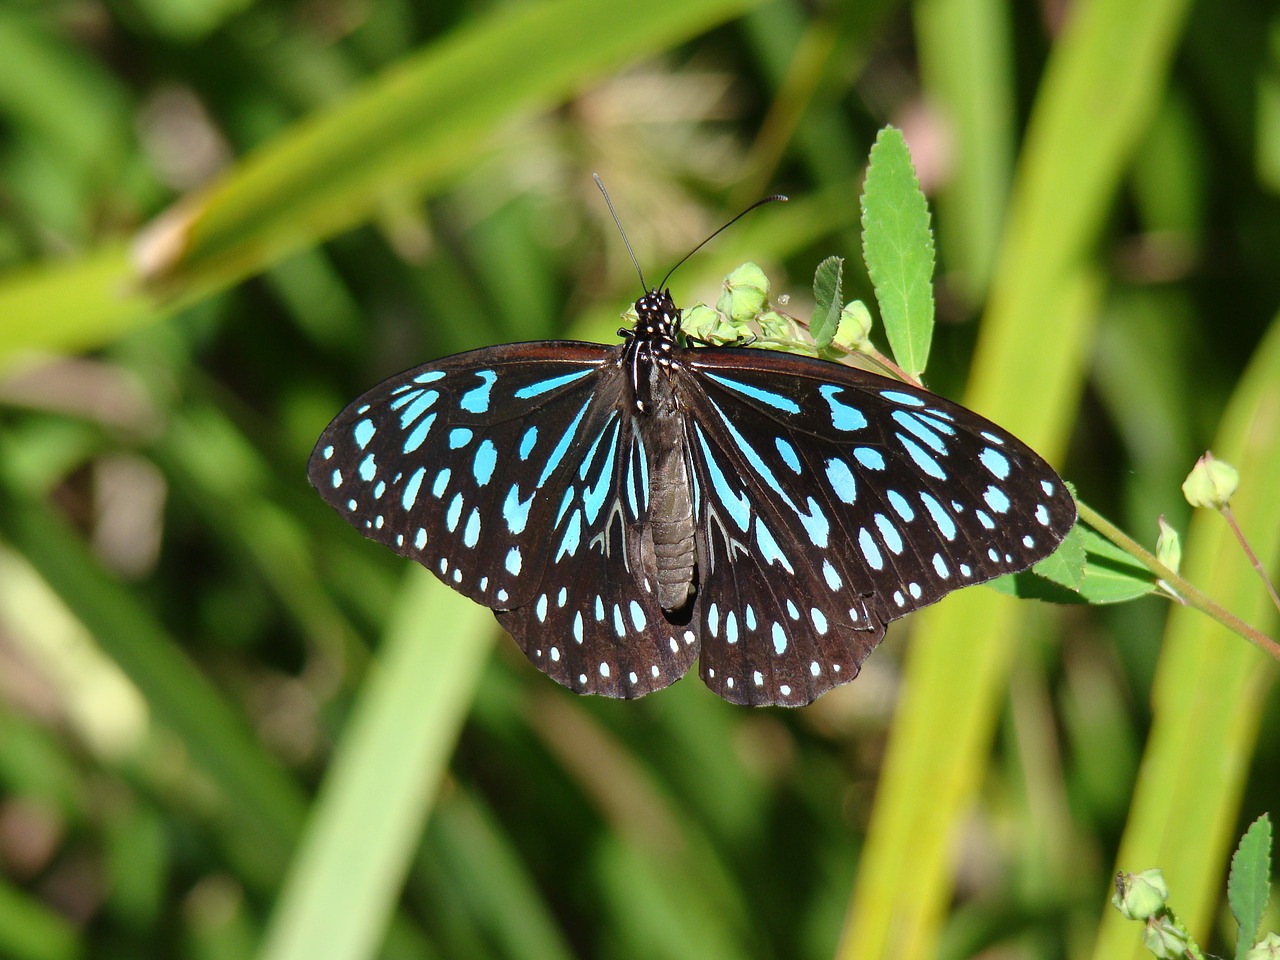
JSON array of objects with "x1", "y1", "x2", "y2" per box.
[
  {"x1": 860, "y1": 126, "x2": 936, "y2": 376},
  {"x1": 1230, "y1": 814, "x2": 1272, "y2": 960},
  {"x1": 1076, "y1": 527, "x2": 1158, "y2": 603},
  {"x1": 810, "y1": 256, "x2": 844, "y2": 347}
]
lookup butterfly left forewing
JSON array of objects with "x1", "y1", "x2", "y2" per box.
[{"x1": 309, "y1": 342, "x2": 623, "y2": 613}]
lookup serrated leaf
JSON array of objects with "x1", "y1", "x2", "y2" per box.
[
  {"x1": 1230, "y1": 815, "x2": 1272, "y2": 960},
  {"x1": 811, "y1": 256, "x2": 844, "y2": 348},
  {"x1": 860, "y1": 126, "x2": 935, "y2": 377}
]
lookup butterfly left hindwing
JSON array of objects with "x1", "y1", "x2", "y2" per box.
[{"x1": 309, "y1": 340, "x2": 701, "y2": 698}]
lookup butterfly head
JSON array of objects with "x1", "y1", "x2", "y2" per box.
[{"x1": 634, "y1": 288, "x2": 681, "y2": 342}]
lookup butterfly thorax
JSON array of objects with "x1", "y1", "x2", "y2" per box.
[{"x1": 623, "y1": 289, "x2": 697, "y2": 613}]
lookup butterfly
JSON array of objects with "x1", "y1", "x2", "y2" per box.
[{"x1": 308, "y1": 285, "x2": 1076, "y2": 707}]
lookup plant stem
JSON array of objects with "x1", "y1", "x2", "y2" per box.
[{"x1": 1076, "y1": 498, "x2": 1280, "y2": 662}]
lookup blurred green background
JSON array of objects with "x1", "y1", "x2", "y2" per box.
[{"x1": 1, "y1": 0, "x2": 1279, "y2": 958}]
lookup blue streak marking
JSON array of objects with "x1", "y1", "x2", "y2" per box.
[
  {"x1": 634, "y1": 429, "x2": 648, "y2": 509},
  {"x1": 514, "y1": 369, "x2": 592, "y2": 399},
  {"x1": 359, "y1": 454, "x2": 376, "y2": 481},
  {"x1": 826, "y1": 458, "x2": 857, "y2": 503},
  {"x1": 396, "y1": 390, "x2": 438, "y2": 426},
  {"x1": 554, "y1": 485, "x2": 575, "y2": 526},
  {"x1": 460, "y1": 370, "x2": 497, "y2": 413},
  {"x1": 822, "y1": 559, "x2": 842, "y2": 590},
  {"x1": 414, "y1": 371, "x2": 445, "y2": 385},
  {"x1": 519, "y1": 425, "x2": 538, "y2": 460},
  {"x1": 811, "y1": 609, "x2": 828, "y2": 634},
  {"x1": 858, "y1": 528, "x2": 884, "y2": 569},
  {"x1": 726, "y1": 611, "x2": 738, "y2": 645},
  {"x1": 874, "y1": 513, "x2": 903, "y2": 553},
  {"x1": 403, "y1": 412, "x2": 436, "y2": 453},
  {"x1": 756, "y1": 520, "x2": 795, "y2": 573},
  {"x1": 919, "y1": 491, "x2": 957, "y2": 539},
  {"x1": 897, "y1": 434, "x2": 947, "y2": 479},
  {"x1": 448, "y1": 428, "x2": 472, "y2": 449},
  {"x1": 745, "y1": 605, "x2": 757, "y2": 630},
  {"x1": 463, "y1": 510, "x2": 480, "y2": 547},
  {"x1": 887, "y1": 490, "x2": 915, "y2": 521},
  {"x1": 402, "y1": 467, "x2": 426, "y2": 510},
  {"x1": 613, "y1": 604, "x2": 625, "y2": 637},
  {"x1": 854, "y1": 447, "x2": 885, "y2": 470},
  {"x1": 772, "y1": 622, "x2": 787, "y2": 654},
  {"x1": 881, "y1": 389, "x2": 925, "y2": 407},
  {"x1": 537, "y1": 398, "x2": 592, "y2": 487},
  {"x1": 984, "y1": 485, "x2": 1011, "y2": 513},
  {"x1": 556, "y1": 510, "x2": 582, "y2": 560},
  {"x1": 933, "y1": 553, "x2": 949, "y2": 577},
  {"x1": 704, "y1": 372, "x2": 801, "y2": 413},
  {"x1": 629, "y1": 601, "x2": 646, "y2": 631},
  {"x1": 694, "y1": 425, "x2": 750, "y2": 530},
  {"x1": 818, "y1": 385, "x2": 869, "y2": 430},
  {"x1": 921, "y1": 411, "x2": 956, "y2": 435},
  {"x1": 579, "y1": 412, "x2": 618, "y2": 480},
  {"x1": 432, "y1": 468, "x2": 451, "y2": 498},
  {"x1": 798, "y1": 497, "x2": 830, "y2": 547},
  {"x1": 893, "y1": 410, "x2": 948, "y2": 453},
  {"x1": 503, "y1": 485, "x2": 533, "y2": 533},
  {"x1": 446, "y1": 493, "x2": 463, "y2": 532},
  {"x1": 472, "y1": 439, "x2": 497, "y2": 486},
  {"x1": 707, "y1": 603, "x2": 719, "y2": 635},
  {"x1": 582, "y1": 420, "x2": 620, "y2": 523},
  {"x1": 980, "y1": 449, "x2": 1011, "y2": 479},
  {"x1": 354, "y1": 419, "x2": 375, "y2": 449},
  {"x1": 775, "y1": 437, "x2": 801, "y2": 473}
]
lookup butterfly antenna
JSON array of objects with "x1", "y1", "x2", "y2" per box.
[
  {"x1": 656, "y1": 193, "x2": 788, "y2": 292},
  {"x1": 594, "y1": 174, "x2": 649, "y2": 294}
]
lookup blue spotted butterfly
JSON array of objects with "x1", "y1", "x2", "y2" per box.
[{"x1": 309, "y1": 286, "x2": 1076, "y2": 706}]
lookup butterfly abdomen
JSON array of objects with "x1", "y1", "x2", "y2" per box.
[{"x1": 642, "y1": 368, "x2": 696, "y2": 613}]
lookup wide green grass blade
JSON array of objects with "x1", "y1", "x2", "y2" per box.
[
  {"x1": 259, "y1": 568, "x2": 493, "y2": 960},
  {"x1": 913, "y1": 0, "x2": 1014, "y2": 301},
  {"x1": 0, "y1": 0, "x2": 762, "y2": 373},
  {"x1": 0, "y1": 877, "x2": 80, "y2": 960},
  {"x1": 1090, "y1": 313, "x2": 1280, "y2": 960},
  {"x1": 838, "y1": 0, "x2": 1193, "y2": 954},
  {"x1": 0, "y1": 484, "x2": 307, "y2": 889},
  {"x1": 139, "y1": 0, "x2": 765, "y2": 293}
]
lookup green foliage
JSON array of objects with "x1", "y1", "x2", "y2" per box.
[
  {"x1": 859, "y1": 126, "x2": 935, "y2": 377},
  {"x1": 1, "y1": 2, "x2": 1279, "y2": 960},
  {"x1": 1231, "y1": 815, "x2": 1273, "y2": 960}
]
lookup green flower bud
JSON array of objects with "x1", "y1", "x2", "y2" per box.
[
  {"x1": 1141, "y1": 917, "x2": 1192, "y2": 959},
  {"x1": 717, "y1": 262, "x2": 770, "y2": 323},
  {"x1": 1112, "y1": 869, "x2": 1169, "y2": 921},
  {"x1": 1181, "y1": 452, "x2": 1239, "y2": 509},
  {"x1": 681, "y1": 303, "x2": 723, "y2": 342},
  {"x1": 833, "y1": 300, "x2": 873, "y2": 352},
  {"x1": 1155, "y1": 516, "x2": 1181, "y2": 573}
]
